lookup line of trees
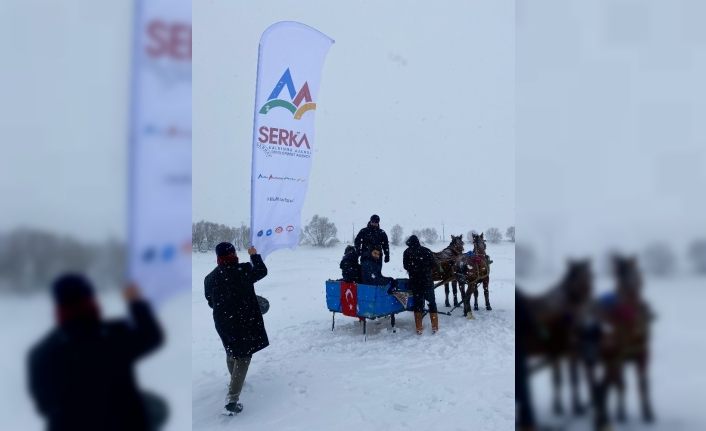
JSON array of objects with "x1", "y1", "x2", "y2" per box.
[
  {"x1": 192, "y1": 221, "x2": 250, "y2": 252},
  {"x1": 0, "y1": 228, "x2": 125, "y2": 293}
]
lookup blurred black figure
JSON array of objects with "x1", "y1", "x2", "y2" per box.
[
  {"x1": 516, "y1": 289, "x2": 537, "y2": 431},
  {"x1": 204, "y1": 242, "x2": 268, "y2": 415},
  {"x1": 28, "y1": 274, "x2": 166, "y2": 431}
]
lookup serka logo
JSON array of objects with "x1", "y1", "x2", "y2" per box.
[{"x1": 259, "y1": 68, "x2": 316, "y2": 120}]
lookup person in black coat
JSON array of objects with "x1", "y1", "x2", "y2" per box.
[
  {"x1": 340, "y1": 245, "x2": 361, "y2": 283},
  {"x1": 28, "y1": 274, "x2": 166, "y2": 431},
  {"x1": 355, "y1": 214, "x2": 390, "y2": 272},
  {"x1": 403, "y1": 235, "x2": 439, "y2": 334},
  {"x1": 204, "y1": 242, "x2": 268, "y2": 415}
]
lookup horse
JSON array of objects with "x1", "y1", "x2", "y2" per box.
[
  {"x1": 432, "y1": 235, "x2": 465, "y2": 308},
  {"x1": 519, "y1": 259, "x2": 594, "y2": 416},
  {"x1": 592, "y1": 254, "x2": 655, "y2": 427},
  {"x1": 455, "y1": 232, "x2": 492, "y2": 314}
]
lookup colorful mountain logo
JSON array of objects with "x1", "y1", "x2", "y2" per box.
[{"x1": 259, "y1": 68, "x2": 316, "y2": 120}]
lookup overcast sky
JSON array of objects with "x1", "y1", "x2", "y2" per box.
[
  {"x1": 193, "y1": 0, "x2": 515, "y2": 243},
  {"x1": 1, "y1": 1, "x2": 132, "y2": 241},
  {"x1": 517, "y1": 0, "x2": 706, "y2": 262}
]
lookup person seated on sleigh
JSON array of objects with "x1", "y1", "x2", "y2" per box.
[
  {"x1": 361, "y1": 247, "x2": 398, "y2": 292},
  {"x1": 339, "y1": 245, "x2": 361, "y2": 283}
]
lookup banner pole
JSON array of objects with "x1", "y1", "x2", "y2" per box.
[{"x1": 249, "y1": 42, "x2": 265, "y2": 249}]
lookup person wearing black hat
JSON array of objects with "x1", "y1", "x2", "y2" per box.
[
  {"x1": 28, "y1": 274, "x2": 166, "y2": 431},
  {"x1": 355, "y1": 215, "x2": 390, "y2": 278},
  {"x1": 204, "y1": 242, "x2": 268, "y2": 415},
  {"x1": 403, "y1": 235, "x2": 439, "y2": 334}
]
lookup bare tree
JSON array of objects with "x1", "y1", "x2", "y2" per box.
[
  {"x1": 485, "y1": 227, "x2": 502, "y2": 244},
  {"x1": 506, "y1": 226, "x2": 515, "y2": 242},
  {"x1": 390, "y1": 224, "x2": 404, "y2": 246},
  {"x1": 302, "y1": 215, "x2": 339, "y2": 247},
  {"x1": 414, "y1": 227, "x2": 438, "y2": 245},
  {"x1": 238, "y1": 224, "x2": 250, "y2": 250}
]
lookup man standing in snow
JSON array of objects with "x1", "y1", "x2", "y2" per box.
[
  {"x1": 403, "y1": 235, "x2": 439, "y2": 334},
  {"x1": 204, "y1": 242, "x2": 268, "y2": 415},
  {"x1": 355, "y1": 214, "x2": 390, "y2": 275},
  {"x1": 28, "y1": 274, "x2": 166, "y2": 431}
]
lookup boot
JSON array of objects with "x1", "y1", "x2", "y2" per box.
[
  {"x1": 224, "y1": 401, "x2": 243, "y2": 415},
  {"x1": 414, "y1": 312, "x2": 423, "y2": 335},
  {"x1": 430, "y1": 312, "x2": 439, "y2": 334}
]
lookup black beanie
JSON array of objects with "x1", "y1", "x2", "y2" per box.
[
  {"x1": 52, "y1": 273, "x2": 95, "y2": 306},
  {"x1": 370, "y1": 214, "x2": 380, "y2": 223},
  {"x1": 406, "y1": 235, "x2": 420, "y2": 247},
  {"x1": 215, "y1": 242, "x2": 236, "y2": 257}
]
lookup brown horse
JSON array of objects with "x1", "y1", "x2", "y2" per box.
[
  {"x1": 519, "y1": 259, "x2": 594, "y2": 416},
  {"x1": 593, "y1": 255, "x2": 655, "y2": 426},
  {"x1": 455, "y1": 232, "x2": 492, "y2": 315},
  {"x1": 432, "y1": 235, "x2": 465, "y2": 308}
]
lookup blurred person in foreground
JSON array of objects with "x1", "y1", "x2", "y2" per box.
[
  {"x1": 28, "y1": 274, "x2": 167, "y2": 431},
  {"x1": 403, "y1": 235, "x2": 439, "y2": 334},
  {"x1": 204, "y1": 242, "x2": 268, "y2": 415}
]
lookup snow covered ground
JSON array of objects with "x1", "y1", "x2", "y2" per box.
[
  {"x1": 0, "y1": 290, "x2": 192, "y2": 431},
  {"x1": 192, "y1": 242, "x2": 515, "y2": 431},
  {"x1": 520, "y1": 272, "x2": 706, "y2": 430}
]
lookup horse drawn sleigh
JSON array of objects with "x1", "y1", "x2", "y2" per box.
[{"x1": 325, "y1": 232, "x2": 493, "y2": 339}]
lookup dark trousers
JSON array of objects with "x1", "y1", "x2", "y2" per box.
[
  {"x1": 412, "y1": 289, "x2": 438, "y2": 313},
  {"x1": 226, "y1": 355, "x2": 252, "y2": 403}
]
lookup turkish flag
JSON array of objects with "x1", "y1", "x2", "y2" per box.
[{"x1": 340, "y1": 282, "x2": 358, "y2": 317}]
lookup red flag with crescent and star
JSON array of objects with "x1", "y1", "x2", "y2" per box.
[{"x1": 340, "y1": 282, "x2": 358, "y2": 317}]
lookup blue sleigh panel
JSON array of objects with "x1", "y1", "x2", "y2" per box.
[{"x1": 325, "y1": 279, "x2": 414, "y2": 317}]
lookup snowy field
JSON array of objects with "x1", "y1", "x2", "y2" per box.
[
  {"x1": 192, "y1": 242, "x2": 515, "y2": 431},
  {"x1": 520, "y1": 273, "x2": 706, "y2": 431},
  {"x1": 0, "y1": 290, "x2": 192, "y2": 431}
]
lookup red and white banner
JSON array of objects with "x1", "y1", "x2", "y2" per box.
[
  {"x1": 340, "y1": 282, "x2": 358, "y2": 317},
  {"x1": 250, "y1": 22, "x2": 334, "y2": 259},
  {"x1": 128, "y1": 0, "x2": 191, "y2": 303}
]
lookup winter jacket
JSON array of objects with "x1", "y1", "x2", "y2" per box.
[
  {"x1": 361, "y1": 257, "x2": 383, "y2": 285},
  {"x1": 355, "y1": 223, "x2": 390, "y2": 262},
  {"x1": 28, "y1": 301, "x2": 163, "y2": 431},
  {"x1": 204, "y1": 254, "x2": 269, "y2": 357},
  {"x1": 340, "y1": 249, "x2": 361, "y2": 283},
  {"x1": 403, "y1": 236, "x2": 435, "y2": 293}
]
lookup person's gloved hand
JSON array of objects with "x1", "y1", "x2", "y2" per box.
[{"x1": 384, "y1": 254, "x2": 390, "y2": 263}]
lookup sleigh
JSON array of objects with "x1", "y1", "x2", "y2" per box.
[{"x1": 325, "y1": 279, "x2": 415, "y2": 340}]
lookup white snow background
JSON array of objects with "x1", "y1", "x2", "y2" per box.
[{"x1": 192, "y1": 242, "x2": 515, "y2": 431}]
